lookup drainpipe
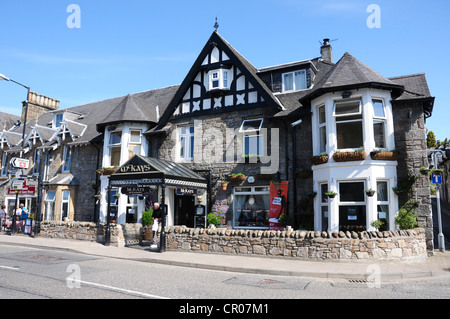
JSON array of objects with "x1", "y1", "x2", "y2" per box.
[
  {"x1": 291, "y1": 119, "x2": 303, "y2": 228},
  {"x1": 90, "y1": 141, "x2": 101, "y2": 223}
]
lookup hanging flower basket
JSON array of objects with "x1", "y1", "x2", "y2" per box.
[
  {"x1": 370, "y1": 150, "x2": 399, "y2": 161},
  {"x1": 365, "y1": 189, "x2": 376, "y2": 197},
  {"x1": 419, "y1": 167, "x2": 430, "y2": 175},
  {"x1": 311, "y1": 154, "x2": 329, "y2": 165},
  {"x1": 333, "y1": 150, "x2": 366, "y2": 162},
  {"x1": 325, "y1": 191, "x2": 337, "y2": 198}
]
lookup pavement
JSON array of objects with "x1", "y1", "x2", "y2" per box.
[{"x1": 1, "y1": 233, "x2": 450, "y2": 281}]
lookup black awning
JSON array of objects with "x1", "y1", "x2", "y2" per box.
[{"x1": 108, "y1": 154, "x2": 207, "y2": 189}]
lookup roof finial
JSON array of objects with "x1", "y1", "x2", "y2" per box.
[{"x1": 214, "y1": 16, "x2": 219, "y2": 32}]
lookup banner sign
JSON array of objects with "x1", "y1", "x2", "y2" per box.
[
  {"x1": 269, "y1": 181, "x2": 288, "y2": 230},
  {"x1": 175, "y1": 187, "x2": 197, "y2": 196},
  {"x1": 121, "y1": 187, "x2": 150, "y2": 195}
]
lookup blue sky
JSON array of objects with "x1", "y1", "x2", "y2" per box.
[{"x1": 0, "y1": 0, "x2": 448, "y2": 141}]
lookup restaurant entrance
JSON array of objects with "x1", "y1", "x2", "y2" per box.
[{"x1": 174, "y1": 194, "x2": 195, "y2": 227}]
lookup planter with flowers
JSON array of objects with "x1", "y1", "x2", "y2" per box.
[
  {"x1": 370, "y1": 149, "x2": 399, "y2": 161},
  {"x1": 333, "y1": 149, "x2": 366, "y2": 162},
  {"x1": 311, "y1": 153, "x2": 329, "y2": 165}
]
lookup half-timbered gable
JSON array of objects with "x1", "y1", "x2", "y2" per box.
[{"x1": 159, "y1": 31, "x2": 283, "y2": 123}]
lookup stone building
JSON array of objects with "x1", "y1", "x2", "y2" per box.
[{"x1": 0, "y1": 31, "x2": 436, "y2": 251}]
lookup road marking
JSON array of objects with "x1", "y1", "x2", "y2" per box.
[
  {"x1": 70, "y1": 279, "x2": 169, "y2": 299},
  {"x1": 0, "y1": 265, "x2": 20, "y2": 271}
]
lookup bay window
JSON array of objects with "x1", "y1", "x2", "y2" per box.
[
  {"x1": 108, "y1": 131, "x2": 122, "y2": 167},
  {"x1": 372, "y1": 99, "x2": 387, "y2": 149},
  {"x1": 209, "y1": 69, "x2": 230, "y2": 90},
  {"x1": 376, "y1": 181, "x2": 389, "y2": 231},
  {"x1": 338, "y1": 181, "x2": 366, "y2": 231},
  {"x1": 334, "y1": 100, "x2": 363, "y2": 150},
  {"x1": 128, "y1": 129, "x2": 142, "y2": 159},
  {"x1": 318, "y1": 105, "x2": 327, "y2": 153}
]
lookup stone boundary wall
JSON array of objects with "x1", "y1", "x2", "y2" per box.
[
  {"x1": 39, "y1": 221, "x2": 125, "y2": 247},
  {"x1": 38, "y1": 221, "x2": 428, "y2": 262},
  {"x1": 166, "y1": 226, "x2": 428, "y2": 262}
]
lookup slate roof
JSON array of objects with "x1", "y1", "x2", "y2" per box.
[
  {"x1": 299, "y1": 52, "x2": 404, "y2": 106},
  {"x1": 0, "y1": 111, "x2": 20, "y2": 131}
]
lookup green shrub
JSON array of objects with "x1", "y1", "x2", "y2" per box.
[
  {"x1": 142, "y1": 209, "x2": 153, "y2": 226},
  {"x1": 395, "y1": 208, "x2": 420, "y2": 230}
]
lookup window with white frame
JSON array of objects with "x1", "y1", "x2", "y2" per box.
[
  {"x1": 376, "y1": 181, "x2": 389, "y2": 231},
  {"x1": 233, "y1": 186, "x2": 270, "y2": 228},
  {"x1": 126, "y1": 195, "x2": 138, "y2": 223},
  {"x1": 318, "y1": 105, "x2": 327, "y2": 153},
  {"x1": 53, "y1": 113, "x2": 64, "y2": 128},
  {"x1": 320, "y1": 183, "x2": 329, "y2": 231},
  {"x1": 33, "y1": 149, "x2": 41, "y2": 174},
  {"x1": 62, "y1": 145, "x2": 71, "y2": 173},
  {"x1": 44, "y1": 190, "x2": 56, "y2": 221},
  {"x1": 61, "y1": 190, "x2": 70, "y2": 221},
  {"x1": 334, "y1": 100, "x2": 363, "y2": 149},
  {"x1": 1, "y1": 152, "x2": 8, "y2": 177},
  {"x1": 209, "y1": 69, "x2": 230, "y2": 90},
  {"x1": 108, "y1": 131, "x2": 122, "y2": 167},
  {"x1": 178, "y1": 126, "x2": 194, "y2": 162},
  {"x1": 128, "y1": 129, "x2": 142, "y2": 159},
  {"x1": 372, "y1": 99, "x2": 386, "y2": 149},
  {"x1": 239, "y1": 118, "x2": 264, "y2": 157},
  {"x1": 282, "y1": 70, "x2": 307, "y2": 92},
  {"x1": 338, "y1": 181, "x2": 366, "y2": 231}
]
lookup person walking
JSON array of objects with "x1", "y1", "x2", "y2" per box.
[
  {"x1": 0, "y1": 204, "x2": 6, "y2": 231},
  {"x1": 151, "y1": 202, "x2": 162, "y2": 249}
]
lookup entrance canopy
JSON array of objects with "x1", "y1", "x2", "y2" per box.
[{"x1": 109, "y1": 155, "x2": 207, "y2": 189}]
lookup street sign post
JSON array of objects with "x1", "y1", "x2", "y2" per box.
[
  {"x1": 10, "y1": 157, "x2": 29, "y2": 169},
  {"x1": 431, "y1": 173, "x2": 442, "y2": 185}
]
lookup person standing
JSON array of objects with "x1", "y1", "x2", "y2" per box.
[
  {"x1": 151, "y1": 202, "x2": 162, "y2": 249},
  {"x1": 20, "y1": 204, "x2": 28, "y2": 220},
  {"x1": 0, "y1": 204, "x2": 6, "y2": 230}
]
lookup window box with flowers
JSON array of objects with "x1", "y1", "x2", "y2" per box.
[
  {"x1": 370, "y1": 149, "x2": 399, "y2": 161},
  {"x1": 311, "y1": 153, "x2": 329, "y2": 165},
  {"x1": 333, "y1": 149, "x2": 366, "y2": 162},
  {"x1": 97, "y1": 166, "x2": 118, "y2": 175}
]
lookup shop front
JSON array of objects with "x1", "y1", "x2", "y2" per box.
[{"x1": 106, "y1": 155, "x2": 208, "y2": 229}]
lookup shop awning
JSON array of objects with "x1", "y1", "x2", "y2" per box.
[{"x1": 108, "y1": 154, "x2": 207, "y2": 189}]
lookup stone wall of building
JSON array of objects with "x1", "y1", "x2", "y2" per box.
[
  {"x1": 166, "y1": 226, "x2": 427, "y2": 262},
  {"x1": 393, "y1": 101, "x2": 433, "y2": 253}
]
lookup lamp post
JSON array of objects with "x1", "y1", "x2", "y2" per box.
[
  {"x1": 0, "y1": 73, "x2": 31, "y2": 235},
  {"x1": 430, "y1": 149, "x2": 445, "y2": 253}
]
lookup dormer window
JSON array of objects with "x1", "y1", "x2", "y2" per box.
[
  {"x1": 53, "y1": 113, "x2": 64, "y2": 128},
  {"x1": 282, "y1": 70, "x2": 307, "y2": 92},
  {"x1": 208, "y1": 68, "x2": 231, "y2": 91}
]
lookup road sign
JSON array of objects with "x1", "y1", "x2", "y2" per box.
[
  {"x1": 10, "y1": 157, "x2": 29, "y2": 169},
  {"x1": 11, "y1": 178, "x2": 25, "y2": 190},
  {"x1": 432, "y1": 173, "x2": 442, "y2": 184}
]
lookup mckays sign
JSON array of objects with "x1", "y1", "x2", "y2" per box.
[{"x1": 118, "y1": 164, "x2": 153, "y2": 174}]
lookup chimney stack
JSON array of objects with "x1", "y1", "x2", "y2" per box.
[
  {"x1": 320, "y1": 38, "x2": 333, "y2": 63},
  {"x1": 22, "y1": 91, "x2": 59, "y2": 122}
]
